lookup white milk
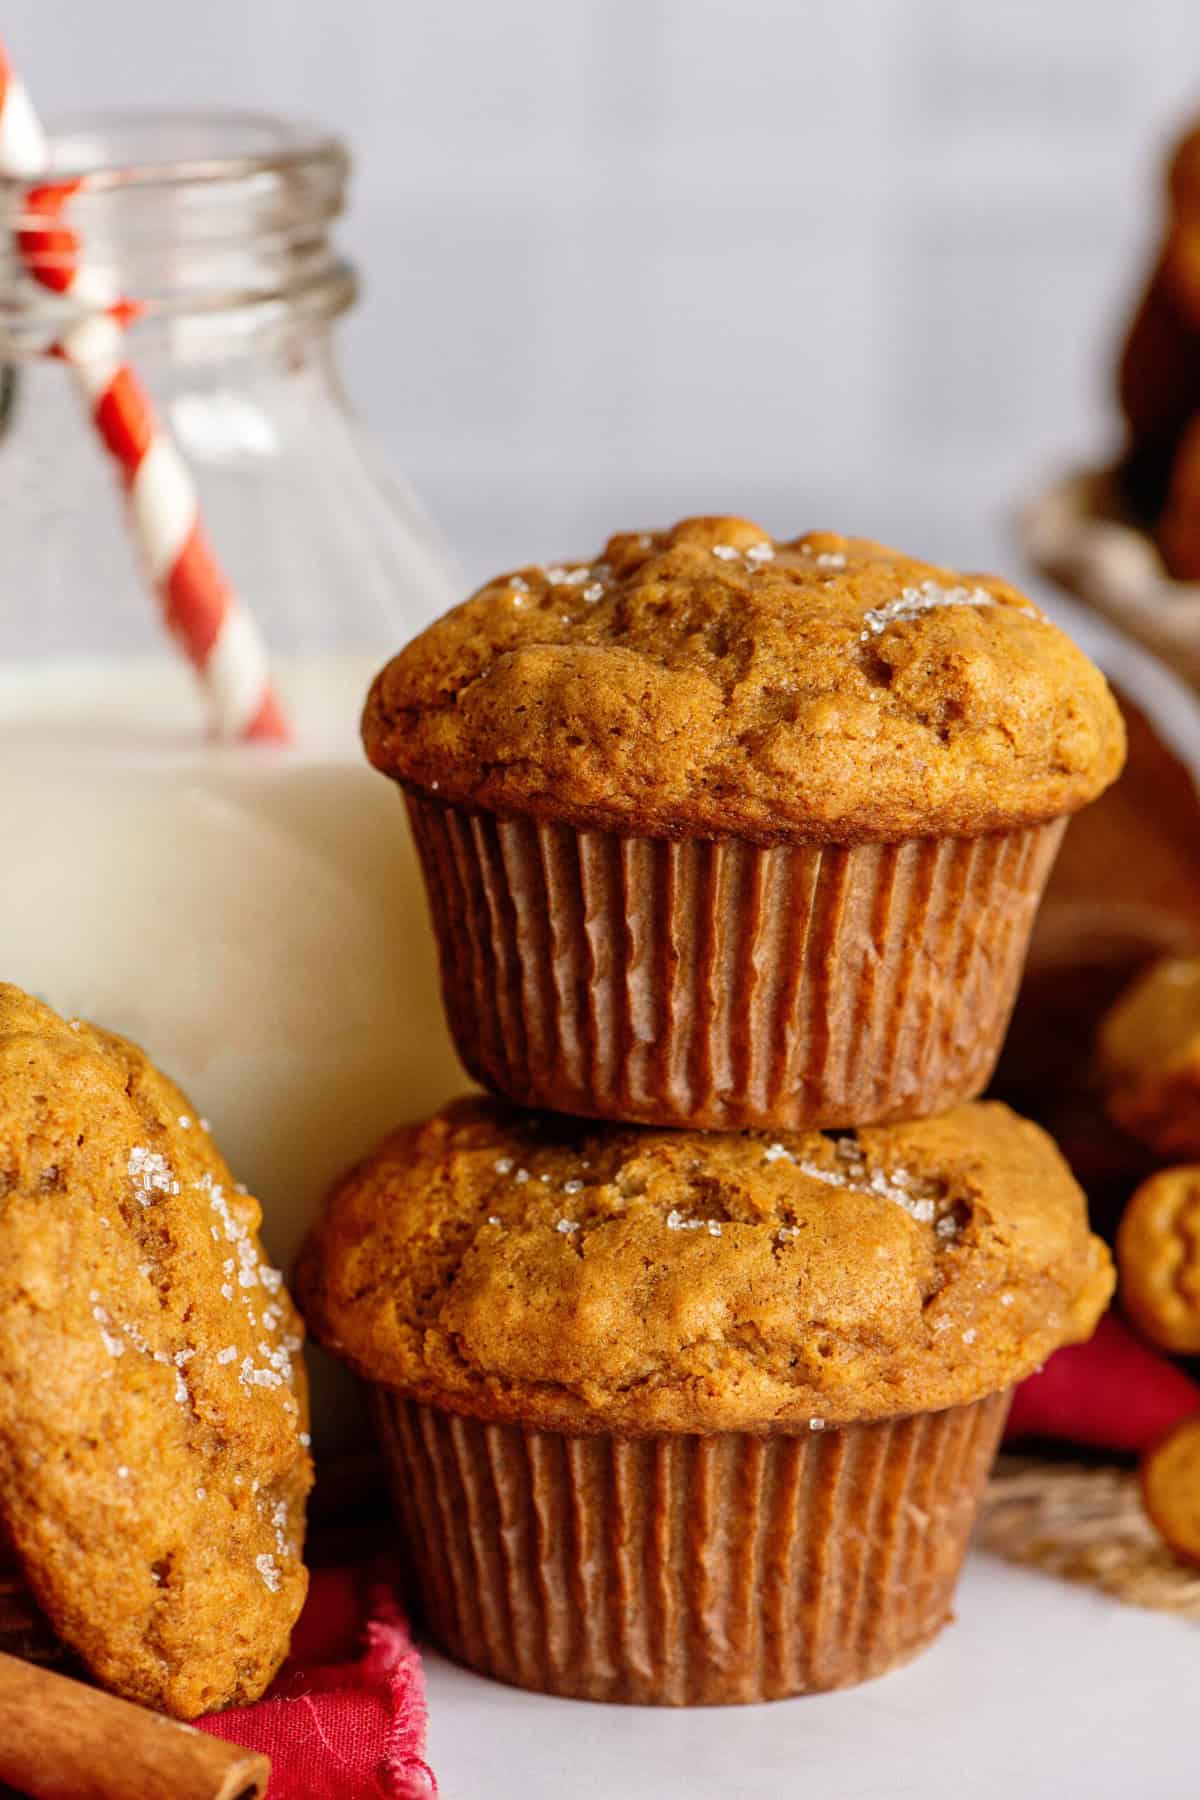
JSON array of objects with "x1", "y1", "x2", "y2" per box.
[{"x1": 0, "y1": 654, "x2": 467, "y2": 1446}]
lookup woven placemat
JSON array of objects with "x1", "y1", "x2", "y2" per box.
[{"x1": 981, "y1": 1455, "x2": 1200, "y2": 1618}]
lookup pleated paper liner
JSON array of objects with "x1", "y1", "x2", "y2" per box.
[
  {"x1": 981, "y1": 1456, "x2": 1200, "y2": 1619},
  {"x1": 405, "y1": 790, "x2": 1066, "y2": 1131},
  {"x1": 373, "y1": 1390, "x2": 1010, "y2": 1706}
]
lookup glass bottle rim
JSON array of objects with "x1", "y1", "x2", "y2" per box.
[
  {"x1": 0, "y1": 107, "x2": 347, "y2": 196},
  {"x1": 0, "y1": 109, "x2": 355, "y2": 355}
]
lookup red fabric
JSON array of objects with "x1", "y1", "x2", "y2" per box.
[
  {"x1": 1005, "y1": 1310, "x2": 1200, "y2": 1454},
  {"x1": 197, "y1": 1564, "x2": 435, "y2": 1800}
]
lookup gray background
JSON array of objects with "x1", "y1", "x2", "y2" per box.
[{"x1": 8, "y1": 0, "x2": 1200, "y2": 581}]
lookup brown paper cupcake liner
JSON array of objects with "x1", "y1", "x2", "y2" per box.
[
  {"x1": 405, "y1": 790, "x2": 1065, "y2": 1130},
  {"x1": 373, "y1": 1389, "x2": 1010, "y2": 1705}
]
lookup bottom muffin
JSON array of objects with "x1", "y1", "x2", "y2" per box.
[
  {"x1": 297, "y1": 1098, "x2": 1113, "y2": 1704},
  {"x1": 374, "y1": 1391, "x2": 1007, "y2": 1704}
]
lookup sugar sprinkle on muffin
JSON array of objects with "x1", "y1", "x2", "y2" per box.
[
  {"x1": 297, "y1": 1094, "x2": 1113, "y2": 1436},
  {"x1": 365, "y1": 516, "x2": 1124, "y2": 844},
  {"x1": 298, "y1": 1094, "x2": 1111, "y2": 1702},
  {"x1": 361, "y1": 517, "x2": 1125, "y2": 1132}
]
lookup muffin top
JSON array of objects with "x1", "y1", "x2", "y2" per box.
[
  {"x1": 296, "y1": 1096, "x2": 1113, "y2": 1436},
  {"x1": 364, "y1": 516, "x2": 1125, "y2": 843},
  {"x1": 0, "y1": 985, "x2": 312, "y2": 1718}
]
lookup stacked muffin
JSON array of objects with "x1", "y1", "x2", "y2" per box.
[{"x1": 299, "y1": 517, "x2": 1124, "y2": 1703}]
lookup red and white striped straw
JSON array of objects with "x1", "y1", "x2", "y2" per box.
[{"x1": 0, "y1": 43, "x2": 290, "y2": 742}]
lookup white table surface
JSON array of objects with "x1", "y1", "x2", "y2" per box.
[{"x1": 424, "y1": 1550, "x2": 1195, "y2": 1799}]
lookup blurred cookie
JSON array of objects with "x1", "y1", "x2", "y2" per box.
[
  {"x1": 1141, "y1": 1414, "x2": 1200, "y2": 1566},
  {"x1": 1098, "y1": 956, "x2": 1200, "y2": 1158},
  {"x1": 0, "y1": 984, "x2": 312, "y2": 1718},
  {"x1": 1117, "y1": 1166, "x2": 1200, "y2": 1353}
]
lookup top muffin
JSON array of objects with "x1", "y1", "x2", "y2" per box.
[{"x1": 365, "y1": 516, "x2": 1125, "y2": 843}]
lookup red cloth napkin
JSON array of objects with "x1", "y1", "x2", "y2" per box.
[
  {"x1": 197, "y1": 1563, "x2": 435, "y2": 1800},
  {"x1": 1005, "y1": 1311, "x2": 1200, "y2": 1453}
]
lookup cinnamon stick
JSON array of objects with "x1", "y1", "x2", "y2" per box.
[{"x1": 0, "y1": 1652, "x2": 269, "y2": 1800}]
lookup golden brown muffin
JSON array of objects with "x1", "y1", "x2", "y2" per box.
[
  {"x1": 365, "y1": 518, "x2": 1124, "y2": 845},
  {"x1": 364, "y1": 517, "x2": 1124, "y2": 1134},
  {"x1": 1117, "y1": 1166, "x2": 1200, "y2": 1353},
  {"x1": 1098, "y1": 955, "x2": 1200, "y2": 1158},
  {"x1": 297, "y1": 1095, "x2": 1113, "y2": 1437},
  {"x1": 300, "y1": 1097, "x2": 1110, "y2": 1704},
  {"x1": 0, "y1": 984, "x2": 312, "y2": 1719}
]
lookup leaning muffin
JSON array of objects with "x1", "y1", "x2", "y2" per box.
[
  {"x1": 297, "y1": 1096, "x2": 1112, "y2": 1705},
  {"x1": 364, "y1": 518, "x2": 1125, "y2": 1132},
  {"x1": 0, "y1": 984, "x2": 312, "y2": 1718},
  {"x1": 1098, "y1": 955, "x2": 1200, "y2": 1158}
]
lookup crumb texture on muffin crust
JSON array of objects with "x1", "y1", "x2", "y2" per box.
[
  {"x1": 297, "y1": 1096, "x2": 1113, "y2": 1436},
  {"x1": 0, "y1": 984, "x2": 312, "y2": 1719},
  {"x1": 364, "y1": 517, "x2": 1126, "y2": 844}
]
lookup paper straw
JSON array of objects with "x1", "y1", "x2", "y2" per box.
[{"x1": 0, "y1": 42, "x2": 290, "y2": 742}]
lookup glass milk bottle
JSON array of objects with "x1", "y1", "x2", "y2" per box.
[{"x1": 0, "y1": 114, "x2": 466, "y2": 1445}]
